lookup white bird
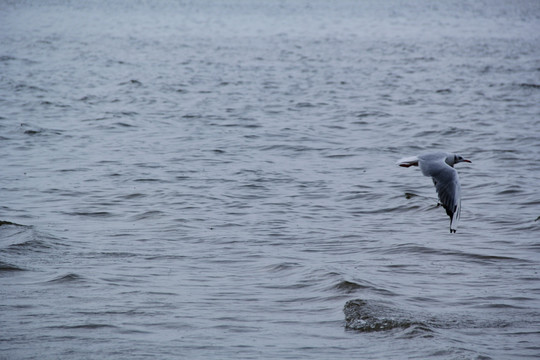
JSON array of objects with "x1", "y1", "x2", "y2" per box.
[{"x1": 397, "y1": 152, "x2": 471, "y2": 233}]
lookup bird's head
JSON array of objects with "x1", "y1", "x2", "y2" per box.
[{"x1": 446, "y1": 153, "x2": 472, "y2": 167}]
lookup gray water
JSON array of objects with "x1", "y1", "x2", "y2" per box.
[{"x1": 1, "y1": 1, "x2": 540, "y2": 359}]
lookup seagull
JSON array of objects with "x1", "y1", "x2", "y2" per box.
[{"x1": 397, "y1": 152, "x2": 471, "y2": 233}]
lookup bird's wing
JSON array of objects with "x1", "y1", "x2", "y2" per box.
[{"x1": 419, "y1": 160, "x2": 461, "y2": 232}]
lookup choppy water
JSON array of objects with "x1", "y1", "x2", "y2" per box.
[{"x1": 1, "y1": 1, "x2": 540, "y2": 359}]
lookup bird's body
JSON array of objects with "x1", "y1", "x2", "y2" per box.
[{"x1": 397, "y1": 152, "x2": 471, "y2": 233}]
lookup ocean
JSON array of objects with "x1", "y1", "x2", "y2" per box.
[{"x1": 1, "y1": 1, "x2": 539, "y2": 358}]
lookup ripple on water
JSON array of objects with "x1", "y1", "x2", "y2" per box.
[
  {"x1": 344, "y1": 299, "x2": 420, "y2": 332},
  {"x1": 45, "y1": 273, "x2": 87, "y2": 284},
  {"x1": 0, "y1": 261, "x2": 27, "y2": 272},
  {"x1": 344, "y1": 299, "x2": 513, "y2": 335}
]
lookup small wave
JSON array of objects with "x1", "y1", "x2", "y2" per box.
[
  {"x1": 324, "y1": 153, "x2": 355, "y2": 159},
  {"x1": 114, "y1": 121, "x2": 136, "y2": 127},
  {"x1": 396, "y1": 324, "x2": 435, "y2": 339},
  {"x1": 78, "y1": 94, "x2": 99, "y2": 103},
  {"x1": 14, "y1": 83, "x2": 47, "y2": 92},
  {"x1": 404, "y1": 192, "x2": 418, "y2": 199},
  {"x1": 46, "y1": 273, "x2": 86, "y2": 284},
  {"x1": 351, "y1": 204, "x2": 419, "y2": 215},
  {"x1": 39, "y1": 100, "x2": 70, "y2": 108},
  {"x1": 131, "y1": 210, "x2": 165, "y2": 221},
  {"x1": 19, "y1": 123, "x2": 64, "y2": 136},
  {"x1": 379, "y1": 243, "x2": 526, "y2": 263},
  {"x1": 0, "y1": 55, "x2": 17, "y2": 62},
  {"x1": 7, "y1": 239, "x2": 53, "y2": 253},
  {"x1": 354, "y1": 110, "x2": 391, "y2": 118},
  {"x1": 264, "y1": 262, "x2": 302, "y2": 272},
  {"x1": 435, "y1": 88, "x2": 452, "y2": 94},
  {"x1": 259, "y1": 144, "x2": 323, "y2": 153},
  {"x1": 0, "y1": 261, "x2": 26, "y2": 272},
  {"x1": 295, "y1": 102, "x2": 316, "y2": 108},
  {"x1": 24, "y1": 129, "x2": 41, "y2": 135},
  {"x1": 0, "y1": 220, "x2": 25, "y2": 227},
  {"x1": 473, "y1": 303, "x2": 525, "y2": 310},
  {"x1": 212, "y1": 122, "x2": 262, "y2": 129},
  {"x1": 1, "y1": 224, "x2": 67, "y2": 257},
  {"x1": 332, "y1": 280, "x2": 370, "y2": 293},
  {"x1": 48, "y1": 323, "x2": 117, "y2": 330},
  {"x1": 496, "y1": 184, "x2": 523, "y2": 195},
  {"x1": 519, "y1": 83, "x2": 540, "y2": 89},
  {"x1": 182, "y1": 113, "x2": 203, "y2": 119},
  {"x1": 118, "y1": 79, "x2": 143, "y2": 86},
  {"x1": 455, "y1": 252, "x2": 527, "y2": 264},
  {"x1": 133, "y1": 178, "x2": 166, "y2": 183},
  {"x1": 120, "y1": 193, "x2": 147, "y2": 199},
  {"x1": 65, "y1": 211, "x2": 114, "y2": 218}
]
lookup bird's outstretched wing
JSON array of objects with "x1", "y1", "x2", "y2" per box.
[{"x1": 419, "y1": 160, "x2": 461, "y2": 233}]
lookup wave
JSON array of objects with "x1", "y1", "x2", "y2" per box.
[
  {"x1": 344, "y1": 299, "x2": 511, "y2": 334},
  {"x1": 46, "y1": 273, "x2": 87, "y2": 284},
  {"x1": 0, "y1": 220, "x2": 25, "y2": 227},
  {"x1": 344, "y1": 299, "x2": 420, "y2": 332},
  {"x1": 0, "y1": 261, "x2": 26, "y2": 272}
]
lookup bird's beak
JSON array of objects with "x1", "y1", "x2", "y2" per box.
[{"x1": 462, "y1": 159, "x2": 471, "y2": 163}]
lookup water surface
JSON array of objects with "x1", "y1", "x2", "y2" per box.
[{"x1": 1, "y1": 1, "x2": 540, "y2": 359}]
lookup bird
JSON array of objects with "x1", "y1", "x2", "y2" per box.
[{"x1": 397, "y1": 152, "x2": 471, "y2": 233}]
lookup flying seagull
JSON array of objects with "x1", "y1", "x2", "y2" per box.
[{"x1": 397, "y1": 152, "x2": 471, "y2": 233}]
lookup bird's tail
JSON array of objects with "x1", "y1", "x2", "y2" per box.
[
  {"x1": 449, "y1": 201, "x2": 461, "y2": 233},
  {"x1": 396, "y1": 156, "x2": 419, "y2": 167}
]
